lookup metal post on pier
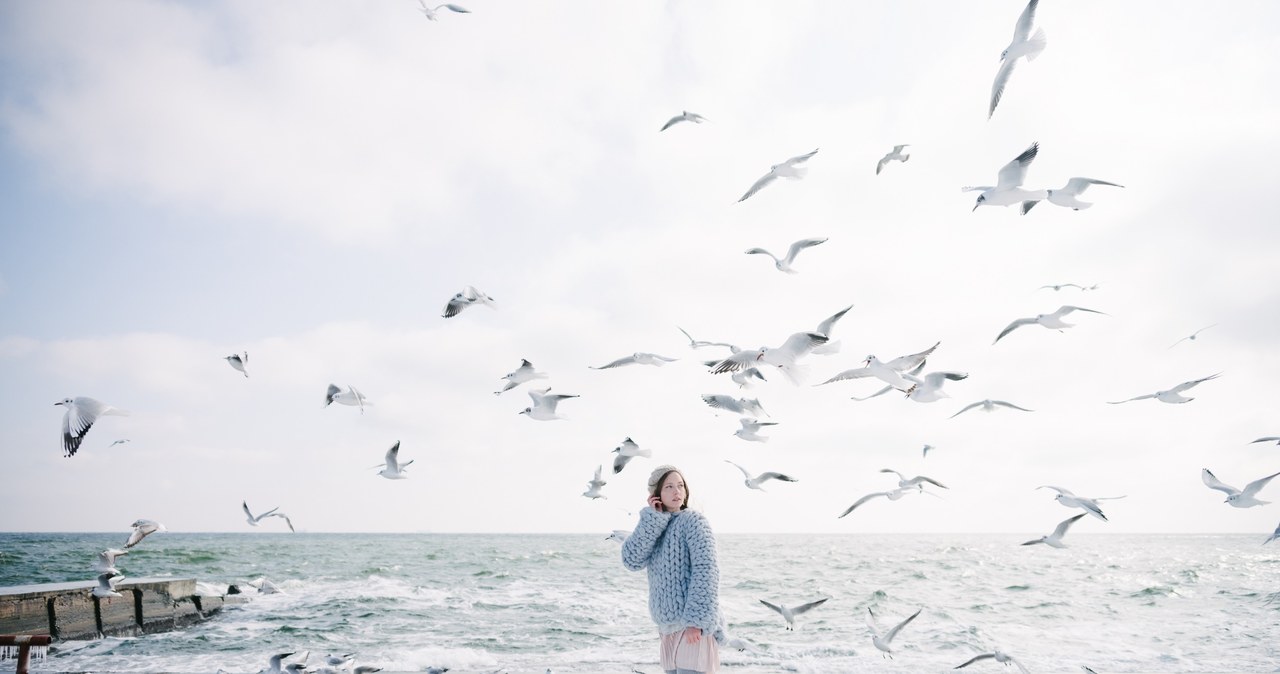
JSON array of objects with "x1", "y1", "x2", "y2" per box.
[{"x1": 0, "y1": 635, "x2": 51, "y2": 674}]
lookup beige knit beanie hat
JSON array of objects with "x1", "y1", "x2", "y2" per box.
[{"x1": 647, "y1": 464, "x2": 680, "y2": 491}]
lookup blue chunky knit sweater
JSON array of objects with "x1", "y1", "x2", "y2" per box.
[{"x1": 621, "y1": 508, "x2": 725, "y2": 643}]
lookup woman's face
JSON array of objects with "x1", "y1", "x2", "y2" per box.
[{"x1": 659, "y1": 472, "x2": 686, "y2": 512}]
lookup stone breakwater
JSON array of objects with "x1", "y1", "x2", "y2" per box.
[{"x1": 0, "y1": 577, "x2": 245, "y2": 641}]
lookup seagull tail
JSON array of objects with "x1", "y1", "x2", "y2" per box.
[{"x1": 1024, "y1": 27, "x2": 1047, "y2": 61}]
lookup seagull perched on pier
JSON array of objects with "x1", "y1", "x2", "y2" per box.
[
  {"x1": 124, "y1": 519, "x2": 166, "y2": 548},
  {"x1": 1108, "y1": 374, "x2": 1220, "y2": 404},
  {"x1": 965, "y1": 142, "x2": 1045, "y2": 211},
  {"x1": 868, "y1": 607, "x2": 922, "y2": 658},
  {"x1": 725, "y1": 460, "x2": 797, "y2": 491},
  {"x1": 590, "y1": 352, "x2": 679, "y2": 369},
  {"x1": 993, "y1": 305, "x2": 1106, "y2": 344},
  {"x1": 55, "y1": 396, "x2": 130, "y2": 457},
  {"x1": 1202, "y1": 468, "x2": 1280, "y2": 508},
  {"x1": 950, "y1": 399, "x2": 1033, "y2": 418},
  {"x1": 744, "y1": 237, "x2": 828, "y2": 274},
  {"x1": 496, "y1": 359, "x2": 548, "y2": 395},
  {"x1": 876, "y1": 145, "x2": 910, "y2": 175},
  {"x1": 519, "y1": 387, "x2": 579, "y2": 421},
  {"x1": 660, "y1": 110, "x2": 708, "y2": 131},
  {"x1": 243, "y1": 501, "x2": 281, "y2": 526},
  {"x1": 224, "y1": 352, "x2": 249, "y2": 377},
  {"x1": 376, "y1": 441, "x2": 414, "y2": 479},
  {"x1": 442, "y1": 285, "x2": 495, "y2": 318},
  {"x1": 738, "y1": 148, "x2": 819, "y2": 202},
  {"x1": 325, "y1": 384, "x2": 371, "y2": 413},
  {"x1": 1022, "y1": 513, "x2": 1088, "y2": 548},
  {"x1": 611, "y1": 437, "x2": 651, "y2": 474},
  {"x1": 758, "y1": 597, "x2": 828, "y2": 630}
]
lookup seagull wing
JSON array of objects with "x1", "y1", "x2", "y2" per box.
[
  {"x1": 783, "y1": 238, "x2": 828, "y2": 266},
  {"x1": 1059, "y1": 305, "x2": 1108, "y2": 316},
  {"x1": 876, "y1": 155, "x2": 890, "y2": 175},
  {"x1": 709, "y1": 350, "x2": 757, "y2": 374},
  {"x1": 1011, "y1": 0, "x2": 1040, "y2": 43},
  {"x1": 660, "y1": 114, "x2": 683, "y2": 131},
  {"x1": 924, "y1": 371, "x2": 968, "y2": 387},
  {"x1": 779, "y1": 332, "x2": 828, "y2": 358},
  {"x1": 883, "y1": 608, "x2": 922, "y2": 644},
  {"x1": 738, "y1": 172, "x2": 777, "y2": 202},
  {"x1": 791, "y1": 597, "x2": 828, "y2": 615},
  {"x1": 996, "y1": 142, "x2": 1039, "y2": 188},
  {"x1": 839, "y1": 492, "x2": 890, "y2": 518},
  {"x1": 819, "y1": 367, "x2": 874, "y2": 385},
  {"x1": 1172, "y1": 373, "x2": 1221, "y2": 393},
  {"x1": 886, "y1": 341, "x2": 940, "y2": 371},
  {"x1": 1052, "y1": 513, "x2": 1088, "y2": 538},
  {"x1": 989, "y1": 59, "x2": 1018, "y2": 119},
  {"x1": 267, "y1": 513, "x2": 295, "y2": 533},
  {"x1": 758, "y1": 600, "x2": 785, "y2": 617},
  {"x1": 907, "y1": 475, "x2": 949, "y2": 489},
  {"x1": 949, "y1": 401, "x2": 983, "y2": 419},
  {"x1": 590, "y1": 356, "x2": 636, "y2": 370},
  {"x1": 1107, "y1": 392, "x2": 1156, "y2": 404},
  {"x1": 957, "y1": 653, "x2": 996, "y2": 669},
  {"x1": 992, "y1": 400, "x2": 1033, "y2": 412},
  {"x1": 1241, "y1": 471, "x2": 1280, "y2": 499},
  {"x1": 1252, "y1": 437, "x2": 1280, "y2": 444},
  {"x1": 994, "y1": 317, "x2": 1036, "y2": 344},
  {"x1": 725, "y1": 460, "x2": 752, "y2": 479},
  {"x1": 1202, "y1": 469, "x2": 1240, "y2": 496},
  {"x1": 759, "y1": 472, "x2": 798, "y2": 483},
  {"x1": 1063, "y1": 177, "x2": 1123, "y2": 195},
  {"x1": 814, "y1": 305, "x2": 853, "y2": 337},
  {"x1": 385, "y1": 441, "x2": 401, "y2": 469},
  {"x1": 851, "y1": 384, "x2": 894, "y2": 401},
  {"x1": 702, "y1": 394, "x2": 741, "y2": 413}
]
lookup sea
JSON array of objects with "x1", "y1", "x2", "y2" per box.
[{"x1": 1, "y1": 532, "x2": 1277, "y2": 674}]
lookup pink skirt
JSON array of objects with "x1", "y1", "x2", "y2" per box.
[{"x1": 659, "y1": 629, "x2": 719, "y2": 673}]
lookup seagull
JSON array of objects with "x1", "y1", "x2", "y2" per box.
[
  {"x1": 55, "y1": 397, "x2": 130, "y2": 458},
  {"x1": 442, "y1": 285, "x2": 495, "y2": 318},
  {"x1": 989, "y1": 0, "x2": 1046, "y2": 118},
  {"x1": 605, "y1": 529, "x2": 630, "y2": 543},
  {"x1": 496, "y1": 359, "x2": 548, "y2": 395},
  {"x1": 248, "y1": 577, "x2": 282, "y2": 595},
  {"x1": 950, "y1": 399, "x2": 1033, "y2": 419},
  {"x1": 1108, "y1": 373, "x2": 1221, "y2": 404},
  {"x1": 1036, "y1": 178, "x2": 1124, "y2": 211},
  {"x1": 283, "y1": 653, "x2": 311, "y2": 674},
  {"x1": 731, "y1": 367, "x2": 768, "y2": 389},
  {"x1": 92, "y1": 571, "x2": 124, "y2": 599},
  {"x1": 265, "y1": 652, "x2": 296, "y2": 674},
  {"x1": 611, "y1": 437, "x2": 651, "y2": 474},
  {"x1": 744, "y1": 237, "x2": 828, "y2": 274},
  {"x1": 725, "y1": 460, "x2": 798, "y2": 491},
  {"x1": 922, "y1": 444, "x2": 936, "y2": 458},
  {"x1": 880, "y1": 469, "x2": 948, "y2": 490},
  {"x1": 710, "y1": 332, "x2": 829, "y2": 384},
  {"x1": 737, "y1": 148, "x2": 819, "y2": 202},
  {"x1": 1022, "y1": 513, "x2": 1088, "y2": 548},
  {"x1": 956, "y1": 649, "x2": 1030, "y2": 674},
  {"x1": 1202, "y1": 468, "x2": 1280, "y2": 508},
  {"x1": 838, "y1": 487, "x2": 921, "y2": 518},
  {"x1": 376, "y1": 441, "x2": 414, "y2": 479},
  {"x1": 965, "y1": 142, "x2": 1045, "y2": 211},
  {"x1": 701, "y1": 394, "x2": 767, "y2": 417},
  {"x1": 94, "y1": 549, "x2": 128, "y2": 575},
  {"x1": 582, "y1": 465, "x2": 607, "y2": 499},
  {"x1": 243, "y1": 501, "x2": 281, "y2": 526},
  {"x1": 758, "y1": 597, "x2": 828, "y2": 630},
  {"x1": 416, "y1": 1, "x2": 469, "y2": 21},
  {"x1": 325, "y1": 384, "x2": 371, "y2": 413},
  {"x1": 993, "y1": 305, "x2": 1107, "y2": 344},
  {"x1": 1037, "y1": 486, "x2": 1125, "y2": 521},
  {"x1": 818, "y1": 342, "x2": 939, "y2": 390},
  {"x1": 677, "y1": 327, "x2": 739, "y2": 353},
  {"x1": 124, "y1": 519, "x2": 166, "y2": 548},
  {"x1": 876, "y1": 145, "x2": 910, "y2": 175},
  {"x1": 868, "y1": 607, "x2": 922, "y2": 658},
  {"x1": 1039, "y1": 283, "x2": 1085, "y2": 292},
  {"x1": 901, "y1": 370, "x2": 969, "y2": 403},
  {"x1": 519, "y1": 387, "x2": 579, "y2": 421},
  {"x1": 108, "y1": 439, "x2": 130, "y2": 447},
  {"x1": 660, "y1": 110, "x2": 708, "y2": 131},
  {"x1": 225, "y1": 352, "x2": 249, "y2": 377},
  {"x1": 1252, "y1": 437, "x2": 1280, "y2": 445},
  {"x1": 322, "y1": 654, "x2": 355, "y2": 670},
  {"x1": 264, "y1": 512, "x2": 295, "y2": 533},
  {"x1": 810, "y1": 304, "x2": 853, "y2": 355},
  {"x1": 734, "y1": 418, "x2": 779, "y2": 443},
  {"x1": 590, "y1": 352, "x2": 679, "y2": 369},
  {"x1": 1168, "y1": 324, "x2": 1218, "y2": 349},
  {"x1": 1265, "y1": 521, "x2": 1279, "y2": 545}
]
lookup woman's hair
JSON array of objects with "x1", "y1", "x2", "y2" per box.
[{"x1": 649, "y1": 468, "x2": 689, "y2": 511}]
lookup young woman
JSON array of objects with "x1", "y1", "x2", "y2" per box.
[{"x1": 621, "y1": 465, "x2": 725, "y2": 674}]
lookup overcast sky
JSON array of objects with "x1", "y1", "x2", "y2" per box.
[{"x1": 2, "y1": 0, "x2": 1278, "y2": 536}]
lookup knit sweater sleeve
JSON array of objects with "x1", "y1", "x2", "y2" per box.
[
  {"x1": 620, "y1": 507, "x2": 671, "y2": 571},
  {"x1": 680, "y1": 511, "x2": 720, "y2": 631}
]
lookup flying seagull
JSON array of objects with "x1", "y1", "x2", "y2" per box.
[
  {"x1": 94, "y1": 549, "x2": 128, "y2": 575},
  {"x1": 1168, "y1": 324, "x2": 1218, "y2": 349},
  {"x1": 902, "y1": 370, "x2": 969, "y2": 403},
  {"x1": 1108, "y1": 373, "x2": 1221, "y2": 404},
  {"x1": 243, "y1": 501, "x2": 281, "y2": 526},
  {"x1": 442, "y1": 285, "x2": 495, "y2": 318},
  {"x1": 868, "y1": 607, "x2": 922, "y2": 658},
  {"x1": 1022, "y1": 513, "x2": 1088, "y2": 548},
  {"x1": 709, "y1": 332, "x2": 829, "y2": 384},
  {"x1": 325, "y1": 384, "x2": 371, "y2": 413},
  {"x1": 993, "y1": 305, "x2": 1107, "y2": 344},
  {"x1": 519, "y1": 387, "x2": 579, "y2": 421},
  {"x1": 758, "y1": 597, "x2": 828, "y2": 630},
  {"x1": 124, "y1": 519, "x2": 166, "y2": 548},
  {"x1": 92, "y1": 571, "x2": 124, "y2": 599},
  {"x1": 880, "y1": 469, "x2": 948, "y2": 490},
  {"x1": 838, "y1": 487, "x2": 922, "y2": 518},
  {"x1": 738, "y1": 148, "x2": 819, "y2": 203},
  {"x1": 701, "y1": 394, "x2": 767, "y2": 417},
  {"x1": 1202, "y1": 468, "x2": 1280, "y2": 508},
  {"x1": 55, "y1": 397, "x2": 130, "y2": 458},
  {"x1": 734, "y1": 418, "x2": 779, "y2": 443},
  {"x1": 744, "y1": 237, "x2": 828, "y2": 274},
  {"x1": 589, "y1": 352, "x2": 679, "y2": 369},
  {"x1": 676, "y1": 327, "x2": 739, "y2": 353},
  {"x1": 582, "y1": 465, "x2": 607, "y2": 499},
  {"x1": 956, "y1": 649, "x2": 1030, "y2": 674},
  {"x1": 416, "y1": 1, "x2": 469, "y2": 20},
  {"x1": 660, "y1": 110, "x2": 708, "y2": 131},
  {"x1": 1038, "y1": 178, "x2": 1125, "y2": 211},
  {"x1": 1037, "y1": 485, "x2": 1125, "y2": 522},
  {"x1": 496, "y1": 359, "x2": 548, "y2": 395},
  {"x1": 989, "y1": 0, "x2": 1046, "y2": 118},
  {"x1": 950, "y1": 399, "x2": 1033, "y2": 418},
  {"x1": 1039, "y1": 283, "x2": 1085, "y2": 291},
  {"x1": 725, "y1": 460, "x2": 797, "y2": 491},
  {"x1": 376, "y1": 441, "x2": 414, "y2": 479},
  {"x1": 225, "y1": 352, "x2": 249, "y2": 377},
  {"x1": 965, "y1": 142, "x2": 1044, "y2": 211},
  {"x1": 1265, "y1": 521, "x2": 1279, "y2": 545},
  {"x1": 876, "y1": 145, "x2": 910, "y2": 175},
  {"x1": 818, "y1": 341, "x2": 939, "y2": 390},
  {"x1": 611, "y1": 437, "x2": 651, "y2": 474}
]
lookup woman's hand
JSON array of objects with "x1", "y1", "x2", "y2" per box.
[
  {"x1": 647, "y1": 495, "x2": 664, "y2": 512},
  {"x1": 682, "y1": 626, "x2": 702, "y2": 644}
]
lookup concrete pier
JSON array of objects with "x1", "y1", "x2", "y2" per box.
[{"x1": 0, "y1": 578, "x2": 244, "y2": 641}]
